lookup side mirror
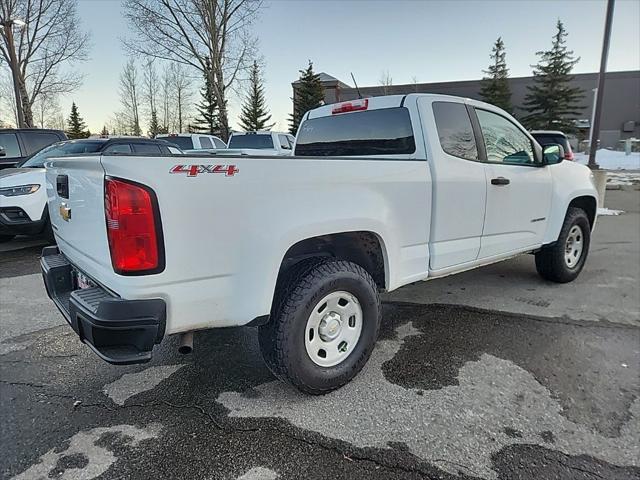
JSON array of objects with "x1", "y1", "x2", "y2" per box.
[
  {"x1": 542, "y1": 143, "x2": 565, "y2": 165},
  {"x1": 0, "y1": 146, "x2": 6, "y2": 157}
]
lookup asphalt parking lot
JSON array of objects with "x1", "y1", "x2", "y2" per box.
[{"x1": 1, "y1": 188, "x2": 639, "y2": 480}]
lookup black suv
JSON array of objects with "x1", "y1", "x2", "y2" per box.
[{"x1": 0, "y1": 129, "x2": 68, "y2": 169}]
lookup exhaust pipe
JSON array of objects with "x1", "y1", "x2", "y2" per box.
[{"x1": 178, "y1": 331, "x2": 193, "y2": 355}]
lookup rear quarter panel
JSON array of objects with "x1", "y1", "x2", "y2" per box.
[{"x1": 101, "y1": 154, "x2": 431, "y2": 333}]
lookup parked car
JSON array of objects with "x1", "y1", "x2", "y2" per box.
[
  {"x1": 0, "y1": 128, "x2": 67, "y2": 169},
  {"x1": 40, "y1": 94, "x2": 597, "y2": 395},
  {"x1": 225, "y1": 131, "x2": 295, "y2": 156},
  {"x1": 531, "y1": 130, "x2": 574, "y2": 161},
  {"x1": 0, "y1": 137, "x2": 181, "y2": 243},
  {"x1": 157, "y1": 133, "x2": 227, "y2": 151}
]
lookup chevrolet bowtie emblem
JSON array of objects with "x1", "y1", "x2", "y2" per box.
[{"x1": 59, "y1": 203, "x2": 71, "y2": 222}]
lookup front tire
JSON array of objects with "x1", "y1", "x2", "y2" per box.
[
  {"x1": 258, "y1": 259, "x2": 381, "y2": 395},
  {"x1": 535, "y1": 207, "x2": 591, "y2": 283}
]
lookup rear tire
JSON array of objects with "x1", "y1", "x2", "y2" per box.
[
  {"x1": 258, "y1": 258, "x2": 381, "y2": 395},
  {"x1": 0, "y1": 235, "x2": 15, "y2": 243},
  {"x1": 535, "y1": 207, "x2": 591, "y2": 283}
]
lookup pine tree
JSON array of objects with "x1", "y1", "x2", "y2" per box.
[
  {"x1": 100, "y1": 125, "x2": 109, "y2": 137},
  {"x1": 522, "y1": 20, "x2": 584, "y2": 132},
  {"x1": 192, "y1": 58, "x2": 220, "y2": 136},
  {"x1": 289, "y1": 61, "x2": 325, "y2": 135},
  {"x1": 148, "y1": 110, "x2": 161, "y2": 138},
  {"x1": 239, "y1": 61, "x2": 273, "y2": 132},
  {"x1": 479, "y1": 37, "x2": 512, "y2": 112},
  {"x1": 66, "y1": 102, "x2": 89, "y2": 139}
]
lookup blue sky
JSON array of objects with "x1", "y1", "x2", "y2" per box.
[{"x1": 67, "y1": 0, "x2": 640, "y2": 132}]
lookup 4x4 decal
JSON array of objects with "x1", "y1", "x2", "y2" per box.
[{"x1": 170, "y1": 164, "x2": 239, "y2": 177}]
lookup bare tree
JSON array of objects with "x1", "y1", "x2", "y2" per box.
[
  {"x1": 32, "y1": 92, "x2": 60, "y2": 128},
  {"x1": 122, "y1": 0, "x2": 262, "y2": 140},
  {"x1": 379, "y1": 70, "x2": 393, "y2": 95},
  {"x1": 170, "y1": 62, "x2": 192, "y2": 132},
  {"x1": 0, "y1": 0, "x2": 90, "y2": 127},
  {"x1": 119, "y1": 59, "x2": 142, "y2": 136}
]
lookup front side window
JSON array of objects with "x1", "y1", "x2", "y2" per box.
[
  {"x1": 295, "y1": 107, "x2": 416, "y2": 157},
  {"x1": 0, "y1": 133, "x2": 21, "y2": 158},
  {"x1": 433, "y1": 102, "x2": 478, "y2": 161},
  {"x1": 476, "y1": 109, "x2": 535, "y2": 165},
  {"x1": 104, "y1": 144, "x2": 132, "y2": 154},
  {"x1": 199, "y1": 137, "x2": 213, "y2": 148},
  {"x1": 278, "y1": 135, "x2": 291, "y2": 149},
  {"x1": 213, "y1": 137, "x2": 227, "y2": 149}
]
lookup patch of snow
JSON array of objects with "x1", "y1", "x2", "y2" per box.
[
  {"x1": 606, "y1": 171, "x2": 640, "y2": 186},
  {"x1": 598, "y1": 208, "x2": 624, "y2": 216},
  {"x1": 574, "y1": 149, "x2": 640, "y2": 170},
  {"x1": 236, "y1": 467, "x2": 280, "y2": 480}
]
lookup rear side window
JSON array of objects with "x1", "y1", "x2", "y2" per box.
[
  {"x1": 199, "y1": 137, "x2": 213, "y2": 148},
  {"x1": 433, "y1": 102, "x2": 478, "y2": 161},
  {"x1": 213, "y1": 137, "x2": 227, "y2": 149},
  {"x1": 0, "y1": 133, "x2": 21, "y2": 158},
  {"x1": 21, "y1": 132, "x2": 61, "y2": 155},
  {"x1": 295, "y1": 107, "x2": 416, "y2": 157},
  {"x1": 133, "y1": 143, "x2": 162, "y2": 154}
]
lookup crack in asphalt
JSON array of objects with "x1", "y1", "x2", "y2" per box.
[{"x1": 75, "y1": 400, "x2": 462, "y2": 479}]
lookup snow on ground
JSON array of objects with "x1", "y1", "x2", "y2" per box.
[
  {"x1": 574, "y1": 149, "x2": 640, "y2": 170},
  {"x1": 606, "y1": 171, "x2": 640, "y2": 186},
  {"x1": 598, "y1": 207, "x2": 624, "y2": 216}
]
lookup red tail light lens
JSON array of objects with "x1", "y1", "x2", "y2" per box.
[
  {"x1": 105, "y1": 177, "x2": 163, "y2": 274},
  {"x1": 332, "y1": 98, "x2": 368, "y2": 114}
]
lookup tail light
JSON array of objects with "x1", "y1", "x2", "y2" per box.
[
  {"x1": 332, "y1": 98, "x2": 368, "y2": 114},
  {"x1": 105, "y1": 177, "x2": 164, "y2": 275},
  {"x1": 564, "y1": 149, "x2": 574, "y2": 161}
]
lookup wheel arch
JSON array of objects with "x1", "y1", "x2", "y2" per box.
[
  {"x1": 276, "y1": 230, "x2": 389, "y2": 292},
  {"x1": 568, "y1": 195, "x2": 597, "y2": 230}
]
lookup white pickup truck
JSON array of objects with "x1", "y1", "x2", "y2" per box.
[{"x1": 41, "y1": 94, "x2": 598, "y2": 394}]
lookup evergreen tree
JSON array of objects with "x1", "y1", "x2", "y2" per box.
[
  {"x1": 239, "y1": 61, "x2": 273, "y2": 131},
  {"x1": 66, "y1": 102, "x2": 89, "y2": 139},
  {"x1": 192, "y1": 58, "x2": 221, "y2": 136},
  {"x1": 148, "y1": 110, "x2": 161, "y2": 138},
  {"x1": 479, "y1": 37, "x2": 512, "y2": 112},
  {"x1": 289, "y1": 61, "x2": 324, "y2": 135},
  {"x1": 522, "y1": 20, "x2": 584, "y2": 132},
  {"x1": 100, "y1": 125, "x2": 109, "y2": 137}
]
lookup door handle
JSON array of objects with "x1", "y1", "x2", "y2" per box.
[{"x1": 491, "y1": 177, "x2": 510, "y2": 186}]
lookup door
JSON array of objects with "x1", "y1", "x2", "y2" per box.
[
  {"x1": 422, "y1": 99, "x2": 487, "y2": 270},
  {"x1": 474, "y1": 108, "x2": 552, "y2": 258}
]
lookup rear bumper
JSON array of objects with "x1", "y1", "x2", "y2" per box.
[
  {"x1": 0, "y1": 205, "x2": 48, "y2": 236},
  {"x1": 40, "y1": 246, "x2": 166, "y2": 365}
]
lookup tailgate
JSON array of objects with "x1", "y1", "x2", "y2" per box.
[{"x1": 45, "y1": 155, "x2": 112, "y2": 277}]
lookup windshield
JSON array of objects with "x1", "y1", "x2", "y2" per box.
[
  {"x1": 162, "y1": 136, "x2": 194, "y2": 150},
  {"x1": 20, "y1": 141, "x2": 104, "y2": 167},
  {"x1": 228, "y1": 134, "x2": 274, "y2": 149}
]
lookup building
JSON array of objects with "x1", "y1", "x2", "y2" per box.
[{"x1": 293, "y1": 71, "x2": 640, "y2": 149}]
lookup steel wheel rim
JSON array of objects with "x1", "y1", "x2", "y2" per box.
[
  {"x1": 564, "y1": 225, "x2": 584, "y2": 268},
  {"x1": 304, "y1": 291, "x2": 363, "y2": 367}
]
